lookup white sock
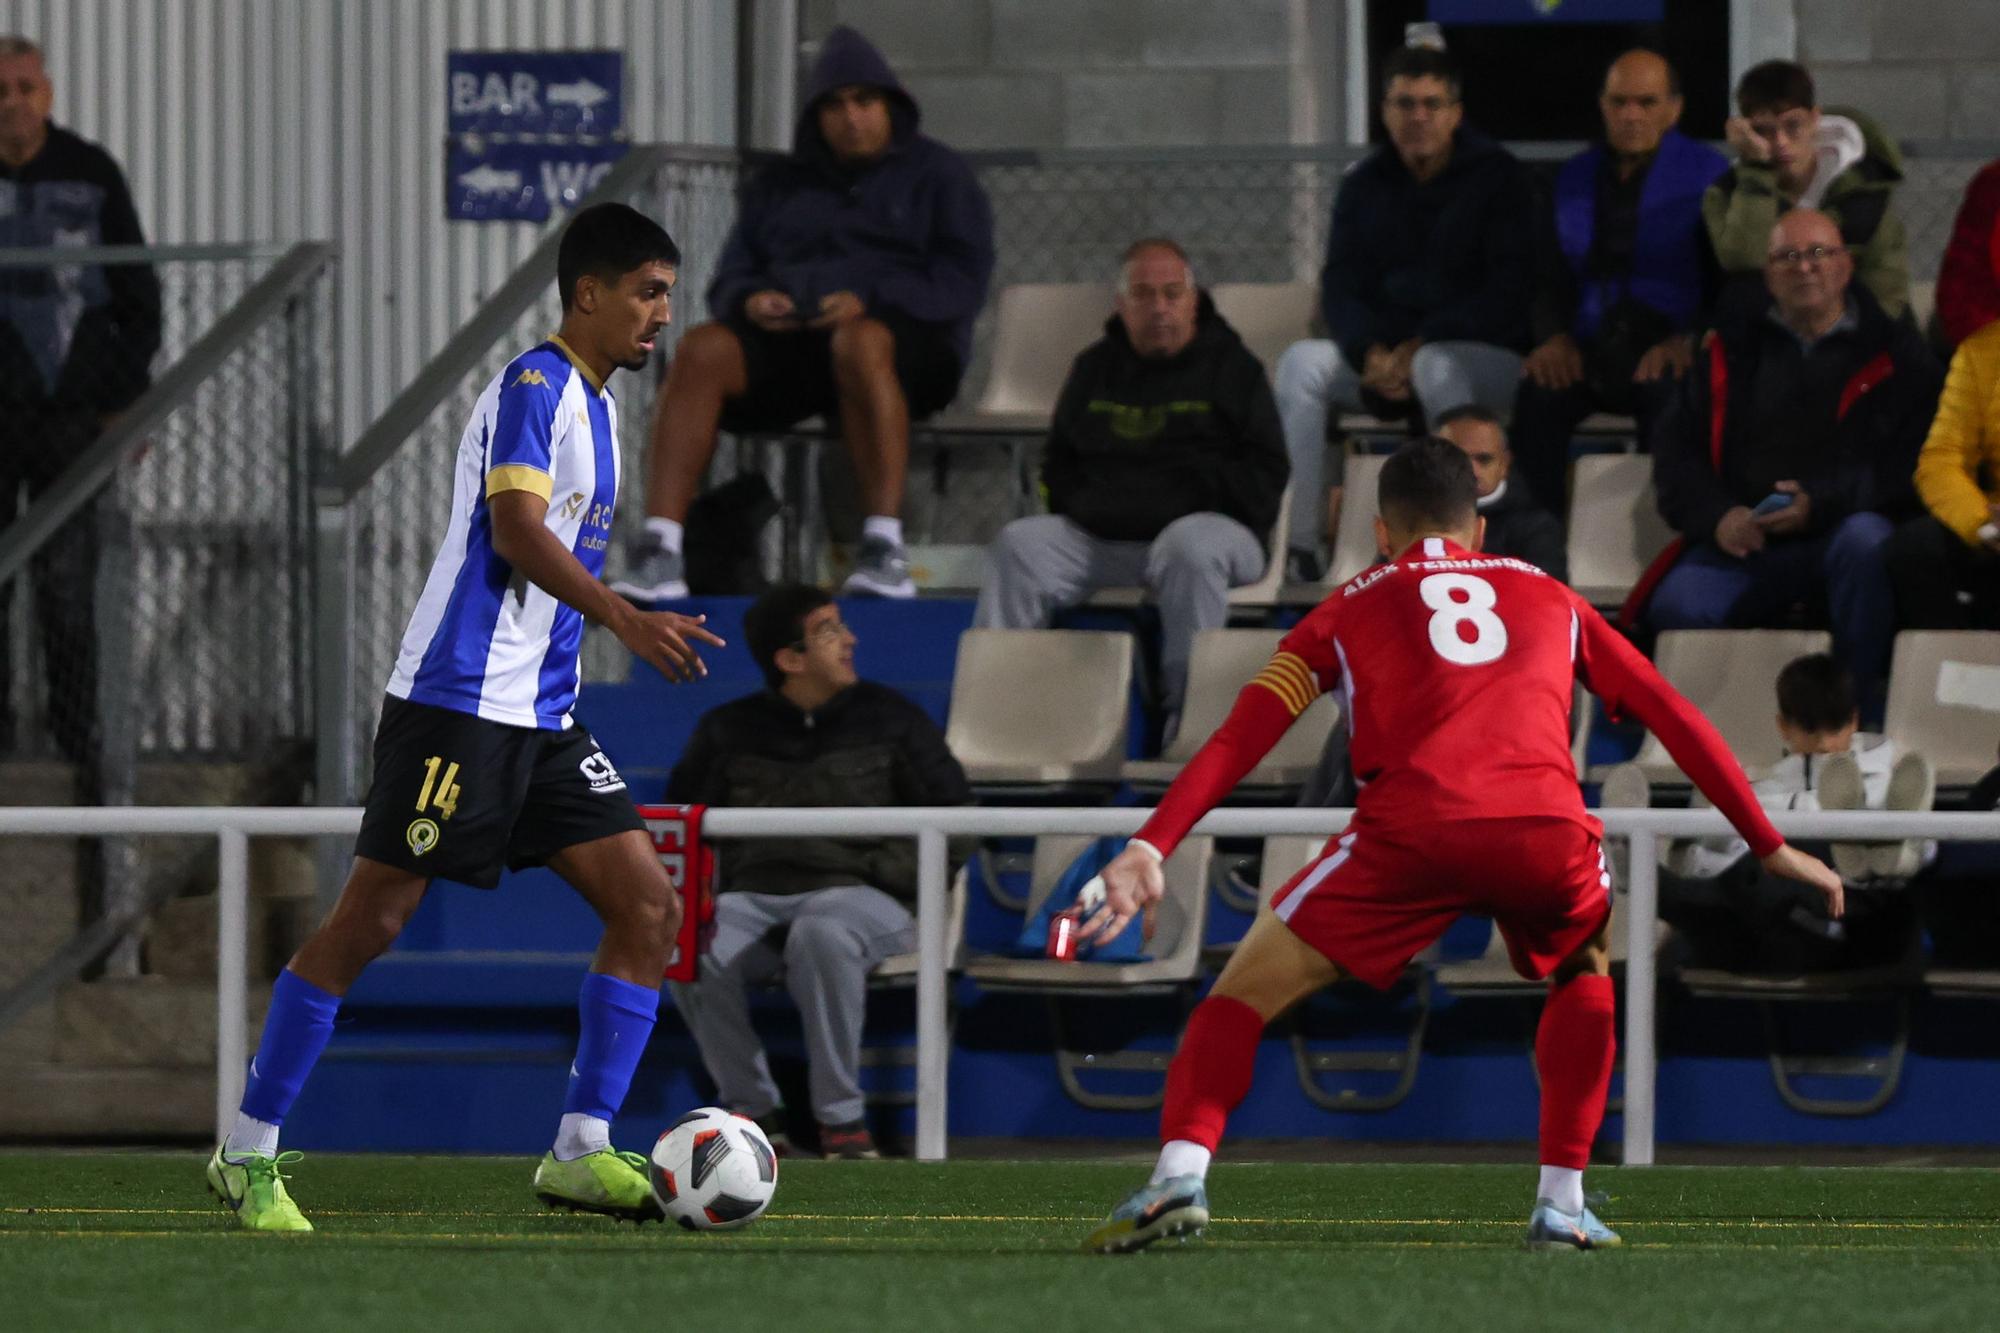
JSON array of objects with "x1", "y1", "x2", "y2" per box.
[
  {"x1": 553, "y1": 1112, "x2": 612, "y2": 1162},
  {"x1": 1538, "y1": 1164, "x2": 1585, "y2": 1215},
  {"x1": 1150, "y1": 1139, "x2": 1212, "y2": 1185},
  {"x1": 862, "y1": 514, "x2": 903, "y2": 547},
  {"x1": 645, "y1": 517, "x2": 684, "y2": 554},
  {"x1": 223, "y1": 1113, "x2": 280, "y2": 1161}
]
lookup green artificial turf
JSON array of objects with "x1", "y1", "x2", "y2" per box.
[{"x1": 4, "y1": 1153, "x2": 1996, "y2": 1331}]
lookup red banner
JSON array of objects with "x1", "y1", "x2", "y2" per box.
[{"x1": 639, "y1": 804, "x2": 713, "y2": 982}]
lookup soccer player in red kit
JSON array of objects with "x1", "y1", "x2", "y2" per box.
[{"x1": 1080, "y1": 437, "x2": 1844, "y2": 1255}]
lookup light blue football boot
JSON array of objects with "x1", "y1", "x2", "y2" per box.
[
  {"x1": 1525, "y1": 1196, "x2": 1623, "y2": 1251},
  {"x1": 1083, "y1": 1174, "x2": 1210, "y2": 1254}
]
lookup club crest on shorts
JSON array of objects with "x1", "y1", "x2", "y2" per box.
[
  {"x1": 579, "y1": 748, "x2": 627, "y2": 793},
  {"x1": 406, "y1": 818, "x2": 441, "y2": 856}
]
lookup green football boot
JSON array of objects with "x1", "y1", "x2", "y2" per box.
[
  {"x1": 205, "y1": 1146, "x2": 313, "y2": 1232},
  {"x1": 532, "y1": 1148, "x2": 664, "y2": 1224}
]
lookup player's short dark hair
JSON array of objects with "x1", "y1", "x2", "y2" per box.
[
  {"x1": 1775, "y1": 653, "x2": 1857, "y2": 733},
  {"x1": 1383, "y1": 46, "x2": 1461, "y2": 101},
  {"x1": 1736, "y1": 60, "x2": 1816, "y2": 117},
  {"x1": 1379, "y1": 436, "x2": 1479, "y2": 534},
  {"x1": 556, "y1": 203, "x2": 679, "y2": 312},
  {"x1": 745, "y1": 582, "x2": 835, "y2": 690},
  {"x1": 1434, "y1": 403, "x2": 1506, "y2": 437}
]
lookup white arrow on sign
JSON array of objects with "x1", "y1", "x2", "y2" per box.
[
  {"x1": 546, "y1": 78, "x2": 609, "y2": 111},
  {"x1": 457, "y1": 165, "x2": 523, "y2": 195}
]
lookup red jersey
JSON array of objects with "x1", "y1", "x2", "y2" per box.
[{"x1": 1138, "y1": 536, "x2": 1783, "y2": 858}]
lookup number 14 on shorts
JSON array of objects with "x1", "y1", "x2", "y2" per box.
[{"x1": 416, "y1": 755, "x2": 463, "y2": 819}]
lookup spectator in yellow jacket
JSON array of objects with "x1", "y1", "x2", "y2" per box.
[{"x1": 1886, "y1": 321, "x2": 2000, "y2": 629}]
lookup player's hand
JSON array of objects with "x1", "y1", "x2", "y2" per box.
[
  {"x1": 1523, "y1": 333, "x2": 1585, "y2": 391},
  {"x1": 1761, "y1": 842, "x2": 1845, "y2": 921},
  {"x1": 808, "y1": 290, "x2": 867, "y2": 328},
  {"x1": 1725, "y1": 116, "x2": 1774, "y2": 164},
  {"x1": 618, "y1": 609, "x2": 726, "y2": 683},
  {"x1": 1714, "y1": 505, "x2": 1765, "y2": 558},
  {"x1": 1755, "y1": 481, "x2": 1812, "y2": 537},
  {"x1": 744, "y1": 289, "x2": 800, "y2": 331},
  {"x1": 1075, "y1": 842, "x2": 1166, "y2": 947},
  {"x1": 1633, "y1": 333, "x2": 1694, "y2": 383}
]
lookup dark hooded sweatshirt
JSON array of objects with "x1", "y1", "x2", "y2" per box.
[
  {"x1": 705, "y1": 26, "x2": 994, "y2": 370},
  {"x1": 1042, "y1": 293, "x2": 1290, "y2": 549}
]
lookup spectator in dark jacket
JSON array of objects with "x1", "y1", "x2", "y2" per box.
[
  {"x1": 666, "y1": 583, "x2": 971, "y2": 1160},
  {"x1": 1512, "y1": 49, "x2": 1727, "y2": 517},
  {"x1": 1644, "y1": 209, "x2": 1941, "y2": 718},
  {"x1": 1935, "y1": 159, "x2": 2000, "y2": 348},
  {"x1": 617, "y1": 26, "x2": 994, "y2": 604},
  {"x1": 1274, "y1": 44, "x2": 1534, "y2": 579},
  {"x1": 975, "y1": 238, "x2": 1288, "y2": 722},
  {"x1": 1435, "y1": 406, "x2": 1567, "y2": 582},
  {"x1": 0, "y1": 35, "x2": 161, "y2": 761}
]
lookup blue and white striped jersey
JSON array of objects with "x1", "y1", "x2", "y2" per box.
[{"x1": 385, "y1": 337, "x2": 620, "y2": 729}]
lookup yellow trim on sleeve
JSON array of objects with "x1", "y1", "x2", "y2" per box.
[
  {"x1": 486, "y1": 464, "x2": 554, "y2": 501},
  {"x1": 547, "y1": 334, "x2": 606, "y2": 395},
  {"x1": 1249, "y1": 651, "x2": 1320, "y2": 718}
]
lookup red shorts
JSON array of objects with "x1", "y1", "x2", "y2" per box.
[{"x1": 1268, "y1": 816, "x2": 1612, "y2": 990}]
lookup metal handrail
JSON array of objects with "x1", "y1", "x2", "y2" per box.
[
  {"x1": 0, "y1": 240, "x2": 337, "y2": 588},
  {"x1": 0, "y1": 802, "x2": 1994, "y2": 1160}
]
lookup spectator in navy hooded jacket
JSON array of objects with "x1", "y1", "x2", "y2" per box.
[
  {"x1": 616, "y1": 26, "x2": 993, "y2": 603},
  {"x1": 1511, "y1": 49, "x2": 1726, "y2": 518},
  {"x1": 1272, "y1": 44, "x2": 1534, "y2": 581}
]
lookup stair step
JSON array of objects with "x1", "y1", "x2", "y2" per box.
[
  {"x1": 56, "y1": 977, "x2": 267, "y2": 1068},
  {"x1": 0, "y1": 840, "x2": 78, "y2": 988},
  {"x1": 0, "y1": 1063, "x2": 211, "y2": 1138},
  {"x1": 144, "y1": 893, "x2": 313, "y2": 982}
]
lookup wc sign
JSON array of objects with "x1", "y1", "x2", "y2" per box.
[{"x1": 446, "y1": 49, "x2": 628, "y2": 221}]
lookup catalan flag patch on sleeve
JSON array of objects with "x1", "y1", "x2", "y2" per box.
[{"x1": 1250, "y1": 651, "x2": 1320, "y2": 717}]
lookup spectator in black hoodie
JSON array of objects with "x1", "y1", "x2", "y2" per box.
[
  {"x1": 0, "y1": 35, "x2": 161, "y2": 761},
  {"x1": 1274, "y1": 44, "x2": 1534, "y2": 580},
  {"x1": 975, "y1": 238, "x2": 1288, "y2": 722},
  {"x1": 615, "y1": 26, "x2": 994, "y2": 605},
  {"x1": 1434, "y1": 406, "x2": 1567, "y2": 582}
]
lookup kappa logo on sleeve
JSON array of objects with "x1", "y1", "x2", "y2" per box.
[{"x1": 513, "y1": 368, "x2": 549, "y2": 388}]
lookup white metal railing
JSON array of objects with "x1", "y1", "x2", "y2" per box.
[{"x1": 2, "y1": 805, "x2": 1997, "y2": 1161}]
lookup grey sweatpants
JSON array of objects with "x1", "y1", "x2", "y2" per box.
[
  {"x1": 974, "y1": 512, "x2": 1266, "y2": 711},
  {"x1": 668, "y1": 885, "x2": 915, "y2": 1128}
]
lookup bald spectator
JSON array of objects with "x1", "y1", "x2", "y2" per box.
[
  {"x1": 1705, "y1": 60, "x2": 1909, "y2": 319},
  {"x1": 975, "y1": 238, "x2": 1288, "y2": 725},
  {"x1": 1645, "y1": 210, "x2": 1939, "y2": 718},
  {"x1": 1434, "y1": 407, "x2": 1566, "y2": 583},
  {"x1": 1512, "y1": 50, "x2": 1726, "y2": 517},
  {"x1": 1274, "y1": 43, "x2": 1533, "y2": 580}
]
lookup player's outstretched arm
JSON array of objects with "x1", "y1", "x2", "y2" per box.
[{"x1": 489, "y1": 490, "x2": 724, "y2": 682}]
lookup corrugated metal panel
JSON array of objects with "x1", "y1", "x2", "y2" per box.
[{"x1": 0, "y1": 0, "x2": 736, "y2": 442}]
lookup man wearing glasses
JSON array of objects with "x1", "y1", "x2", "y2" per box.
[
  {"x1": 1273, "y1": 43, "x2": 1533, "y2": 581},
  {"x1": 1704, "y1": 60, "x2": 1909, "y2": 319},
  {"x1": 664, "y1": 583, "x2": 971, "y2": 1160},
  {"x1": 1643, "y1": 209, "x2": 1940, "y2": 722}
]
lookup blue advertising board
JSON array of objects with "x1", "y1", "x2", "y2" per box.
[
  {"x1": 446, "y1": 49, "x2": 623, "y2": 136},
  {"x1": 446, "y1": 140, "x2": 629, "y2": 223},
  {"x1": 1427, "y1": 0, "x2": 1664, "y2": 21}
]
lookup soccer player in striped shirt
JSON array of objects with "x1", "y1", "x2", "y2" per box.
[
  {"x1": 205, "y1": 204, "x2": 723, "y2": 1231},
  {"x1": 1082, "y1": 437, "x2": 1843, "y2": 1254}
]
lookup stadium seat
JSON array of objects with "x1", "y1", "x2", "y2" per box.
[
  {"x1": 943, "y1": 629, "x2": 1133, "y2": 793},
  {"x1": 964, "y1": 834, "x2": 1213, "y2": 1109},
  {"x1": 1566, "y1": 453, "x2": 1675, "y2": 607},
  {"x1": 1326, "y1": 452, "x2": 1387, "y2": 586},
  {"x1": 926, "y1": 283, "x2": 1108, "y2": 432},
  {"x1": 1208, "y1": 281, "x2": 1316, "y2": 375},
  {"x1": 1883, "y1": 631, "x2": 2000, "y2": 786},
  {"x1": 1908, "y1": 279, "x2": 1938, "y2": 343},
  {"x1": 1611, "y1": 629, "x2": 1832, "y2": 785},
  {"x1": 1120, "y1": 629, "x2": 1340, "y2": 792}
]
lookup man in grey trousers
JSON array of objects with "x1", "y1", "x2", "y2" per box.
[{"x1": 665, "y1": 583, "x2": 971, "y2": 1158}]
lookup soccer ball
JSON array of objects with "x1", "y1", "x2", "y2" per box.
[{"x1": 649, "y1": 1106, "x2": 778, "y2": 1230}]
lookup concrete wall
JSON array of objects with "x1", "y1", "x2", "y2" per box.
[{"x1": 1798, "y1": 0, "x2": 2000, "y2": 143}]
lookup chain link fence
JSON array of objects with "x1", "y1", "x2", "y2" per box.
[{"x1": 333, "y1": 142, "x2": 1998, "y2": 790}]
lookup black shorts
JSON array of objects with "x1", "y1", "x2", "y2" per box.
[
  {"x1": 354, "y1": 695, "x2": 645, "y2": 889},
  {"x1": 717, "y1": 308, "x2": 964, "y2": 433}
]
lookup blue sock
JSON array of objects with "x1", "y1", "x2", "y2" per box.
[
  {"x1": 239, "y1": 969, "x2": 342, "y2": 1126},
  {"x1": 563, "y1": 972, "x2": 660, "y2": 1121}
]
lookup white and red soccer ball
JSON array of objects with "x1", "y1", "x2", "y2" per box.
[{"x1": 649, "y1": 1106, "x2": 778, "y2": 1230}]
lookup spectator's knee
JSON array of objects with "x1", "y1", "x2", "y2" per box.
[
  {"x1": 1275, "y1": 339, "x2": 1333, "y2": 400},
  {"x1": 784, "y1": 914, "x2": 861, "y2": 965},
  {"x1": 671, "y1": 321, "x2": 742, "y2": 375},
  {"x1": 829, "y1": 317, "x2": 896, "y2": 379},
  {"x1": 1408, "y1": 344, "x2": 1454, "y2": 398},
  {"x1": 1147, "y1": 515, "x2": 1231, "y2": 581},
  {"x1": 1829, "y1": 511, "x2": 1894, "y2": 562}
]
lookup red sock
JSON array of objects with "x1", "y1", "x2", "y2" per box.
[
  {"x1": 1160, "y1": 996, "x2": 1265, "y2": 1151},
  {"x1": 1536, "y1": 973, "x2": 1616, "y2": 1169}
]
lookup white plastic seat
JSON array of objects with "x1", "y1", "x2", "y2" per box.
[
  {"x1": 1326, "y1": 452, "x2": 1387, "y2": 587},
  {"x1": 1616, "y1": 629, "x2": 1832, "y2": 785},
  {"x1": 924, "y1": 283, "x2": 1109, "y2": 433},
  {"x1": 943, "y1": 629, "x2": 1133, "y2": 789},
  {"x1": 1883, "y1": 631, "x2": 2000, "y2": 786},
  {"x1": 1566, "y1": 453, "x2": 1674, "y2": 607},
  {"x1": 1121, "y1": 629, "x2": 1339, "y2": 790},
  {"x1": 1208, "y1": 282, "x2": 1317, "y2": 376}
]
